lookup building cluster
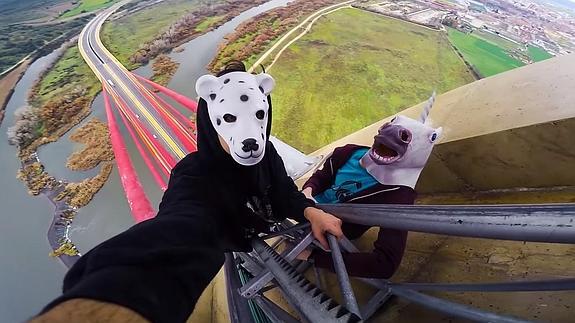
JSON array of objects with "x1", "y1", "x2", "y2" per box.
[{"x1": 360, "y1": 0, "x2": 575, "y2": 55}]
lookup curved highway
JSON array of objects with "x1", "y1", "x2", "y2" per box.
[{"x1": 78, "y1": 2, "x2": 188, "y2": 161}]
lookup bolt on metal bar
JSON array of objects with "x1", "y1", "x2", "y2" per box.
[
  {"x1": 327, "y1": 234, "x2": 362, "y2": 318},
  {"x1": 240, "y1": 232, "x2": 314, "y2": 298},
  {"x1": 253, "y1": 295, "x2": 300, "y2": 323},
  {"x1": 318, "y1": 203, "x2": 575, "y2": 243},
  {"x1": 390, "y1": 286, "x2": 529, "y2": 323}
]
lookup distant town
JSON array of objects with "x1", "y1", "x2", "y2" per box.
[{"x1": 359, "y1": 0, "x2": 575, "y2": 57}]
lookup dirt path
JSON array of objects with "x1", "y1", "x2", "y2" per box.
[
  {"x1": 266, "y1": 5, "x2": 352, "y2": 71},
  {"x1": 247, "y1": 0, "x2": 354, "y2": 73}
]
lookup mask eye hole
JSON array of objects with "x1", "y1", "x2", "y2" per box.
[
  {"x1": 430, "y1": 133, "x2": 437, "y2": 142},
  {"x1": 223, "y1": 114, "x2": 237, "y2": 123},
  {"x1": 256, "y1": 110, "x2": 265, "y2": 120},
  {"x1": 390, "y1": 116, "x2": 397, "y2": 123}
]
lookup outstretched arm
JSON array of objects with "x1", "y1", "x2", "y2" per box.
[{"x1": 34, "y1": 155, "x2": 225, "y2": 323}]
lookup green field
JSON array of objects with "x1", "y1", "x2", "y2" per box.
[
  {"x1": 195, "y1": 15, "x2": 225, "y2": 32},
  {"x1": 33, "y1": 45, "x2": 99, "y2": 105},
  {"x1": 472, "y1": 30, "x2": 520, "y2": 51},
  {"x1": 447, "y1": 27, "x2": 525, "y2": 77},
  {"x1": 527, "y1": 45, "x2": 553, "y2": 62},
  {"x1": 101, "y1": 0, "x2": 206, "y2": 69},
  {"x1": 270, "y1": 8, "x2": 475, "y2": 153},
  {"x1": 61, "y1": 0, "x2": 117, "y2": 18}
]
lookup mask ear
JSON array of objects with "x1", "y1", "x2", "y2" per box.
[
  {"x1": 195, "y1": 75, "x2": 219, "y2": 101},
  {"x1": 255, "y1": 73, "x2": 275, "y2": 95}
]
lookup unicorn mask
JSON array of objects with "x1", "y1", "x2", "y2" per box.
[
  {"x1": 361, "y1": 93, "x2": 443, "y2": 189},
  {"x1": 195, "y1": 71, "x2": 275, "y2": 166}
]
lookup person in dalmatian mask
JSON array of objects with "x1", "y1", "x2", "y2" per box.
[
  {"x1": 301, "y1": 93, "x2": 443, "y2": 278},
  {"x1": 192, "y1": 61, "x2": 343, "y2": 250},
  {"x1": 35, "y1": 61, "x2": 343, "y2": 323}
]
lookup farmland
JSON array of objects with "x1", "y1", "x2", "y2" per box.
[{"x1": 270, "y1": 8, "x2": 475, "y2": 153}]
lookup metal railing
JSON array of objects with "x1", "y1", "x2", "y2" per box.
[{"x1": 225, "y1": 203, "x2": 575, "y2": 322}]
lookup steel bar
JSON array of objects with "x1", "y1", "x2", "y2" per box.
[
  {"x1": 318, "y1": 203, "x2": 575, "y2": 243},
  {"x1": 224, "y1": 253, "x2": 257, "y2": 323},
  {"x1": 360, "y1": 289, "x2": 393, "y2": 320},
  {"x1": 390, "y1": 287, "x2": 529, "y2": 323},
  {"x1": 252, "y1": 239, "x2": 362, "y2": 323},
  {"x1": 262, "y1": 223, "x2": 310, "y2": 240},
  {"x1": 253, "y1": 295, "x2": 300, "y2": 323},
  {"x1": 328, "y1": 234, "x2": 362, "y2": 318},
  {"x1": 339, "y1": 236, "x2": 360, "y2": 253},
  {"x1": 240, "y1": 233, "x2": 314, "y2": 298},
  {"x1": 238, "y1": 252, "x2": 264, "y2": 276},
  {"x1": 391, "y1": 278, "x2": 575, "y2": 292}
]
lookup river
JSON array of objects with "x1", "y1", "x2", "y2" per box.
[{"x1": 1, "y1": 0, "x2": 293, "y2": 321}]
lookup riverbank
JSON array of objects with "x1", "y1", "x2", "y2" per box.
[
  {"x1": 14, "y1": 116, "x2": 114, "y2": 260},
  {"x1": 0, "y1": 59, "x2": 31, "y2": 126},
  {"x1": 7, "y1": 0, "x2": 279, "y2": 260},
  {"x1": 102, "y1": 0, "x2": 269, "y2": 70},
  {"x1": 150, "y1": 55, "x2": 180, "y2": 87}
]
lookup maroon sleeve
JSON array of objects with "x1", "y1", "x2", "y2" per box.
[{"x1": 311, "y1": 187, "x2": 416, "y2": 278}]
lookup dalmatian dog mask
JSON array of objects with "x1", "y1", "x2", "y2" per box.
[
  {"x1": 196, "y1": 71, "x2": 275, "y2": 166},
  {"x1": 361, "y1": 93, "x2": 443, "y2": 189}
]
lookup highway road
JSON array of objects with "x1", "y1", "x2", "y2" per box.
[{"x1": 78, "y1": 2, "x2": 191, "y2": 167}]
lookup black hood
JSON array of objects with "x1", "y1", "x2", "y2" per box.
[{"x1": 195, "y1": 68, "x2": 274, "y2": 193}]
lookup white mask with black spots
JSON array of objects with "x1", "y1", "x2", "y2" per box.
[{"x1": 195, "y1": 71, "x2": 275, "y2": 166}]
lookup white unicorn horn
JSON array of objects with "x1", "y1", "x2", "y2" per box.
[{"x1": 419, "y1": 90, "x2": 436, "y2": 123}]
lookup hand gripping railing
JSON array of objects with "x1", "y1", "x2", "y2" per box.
[{"x1": 318, "y1": 203, "x2": 575, "y2": 243}]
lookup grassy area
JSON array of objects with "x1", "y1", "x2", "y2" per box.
[
  {"x1": 60, "y1": 0, "x2": 117, "y2": 18},
  {"x1": 472, "y1": 30, "x2": 519, "y2": 51},
  {"x1": 195, "y1": 15, "x2": 225, "y2": 32},
  {"x1": 447, "y1": 27, "x2": 524, "y2": 77},
  {"x1": 270, "y1": 8, "x2": 475, "y2": 153},
  {"x1": 100, "y1": 0, "x2": 201, "y2": 69},
  {"x1": 470, "y1": 30, "x2": 553, "y2": 64},
  {"x1": 33, "y1": 45, "x2": 100, "y2": 105},
  {"x1": 527, "y1": 45, "x2": 553, "y2": 62}
]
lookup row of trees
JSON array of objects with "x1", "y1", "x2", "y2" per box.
[
  {"x1": 208, "y1": 0, "x2": 343, "y2": 72},
  {"x1": 130, "y1": 0, "x2": 268, "y2": 65}
]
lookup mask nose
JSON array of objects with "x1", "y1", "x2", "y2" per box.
[
  {"x1": 242, "y1": 138, "x2": 259, "y2": 152},
  {"x1": 399, "y1": 128, "x2": 412, "y2": 143}
]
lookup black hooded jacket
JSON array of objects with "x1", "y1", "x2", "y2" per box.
[{"x1": 41, "y1": 72, "x2": 314, "y2": 322}]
